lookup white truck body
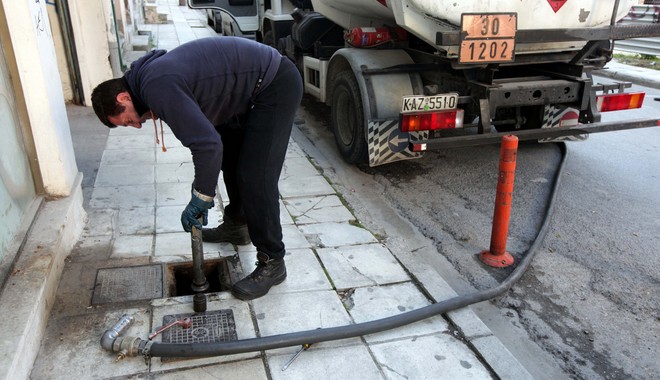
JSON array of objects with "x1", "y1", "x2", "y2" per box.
[
  {"x1": 315, "y1": 0, "x2": 637, "y2": 55},
  {"x1": 315, "y1": 0, "x2": 636, "y2": 29},
  {"x1": 189, "y1": 0, "x2": 660, "y2": 166}
]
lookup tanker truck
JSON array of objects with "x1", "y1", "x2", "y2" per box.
[{"x1": 188, "y1": 0, "x2": 660, "y2": 166}]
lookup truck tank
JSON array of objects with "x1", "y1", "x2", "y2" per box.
[
  {"x1": 312, "y1": 0, "x2": 638, "y2": 54},
  {"x1": 312, "y1": 0, "x2": 636, "y2": 29}
]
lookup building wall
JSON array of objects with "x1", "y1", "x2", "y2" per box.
[
  {"x1": 0, "y1": 1, "x2": 87, "y2": 375},
  {"x1": 47, "y1": 4, "x2": 74, "y2": 102},
  {"x1": 67, "y1": 0, "x2": 114, "y2": 105},
  {"x1": 0, "y1": 38, "x2": 37, "y2": 266},
  {"x1": 2, "y1": 0, "x2": 78, "y2": 196}
]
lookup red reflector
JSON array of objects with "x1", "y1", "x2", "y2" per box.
[
  {"x1": 596, "y1": 92, "x2": 645, "y2": 112},
  {"x1": 400, "y1": 109, "x2": 464, "y2": 132},
  {"x1": 411, "y1": 143, "x2": 427, "y2": 152}
]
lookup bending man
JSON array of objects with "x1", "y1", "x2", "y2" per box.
[{"x1": 91, "y1": 36, "x2": 303, "y2": 300}]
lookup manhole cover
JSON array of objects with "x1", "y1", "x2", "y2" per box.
[
  {"x1": 160, "y1": 309, "x2": 238, "y2": 362},
  {"x1": 92, "y1": 265, "x2": 163, "y2": 304},
  {"x1": 161, "y1": 309, "x2": 238, "y2": 344}
]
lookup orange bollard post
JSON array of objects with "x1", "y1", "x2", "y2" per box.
[{"x1": 480, "y1": 135, "x2": 518, "y2": 268}]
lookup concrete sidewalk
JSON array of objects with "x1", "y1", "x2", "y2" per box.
[{"x1": 24, "y1": 2, "x2": 525, "y2": 379}]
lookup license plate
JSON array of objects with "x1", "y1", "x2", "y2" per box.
[
  {"x1": 459, "y1": 13, "x2": 517, "y2": 64},
  {"x1": 401, "y1": 93, "x2": 458, "y2": 114}
]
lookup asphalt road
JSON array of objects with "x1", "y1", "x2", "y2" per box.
[{"x1": 293, "y1": 78, "x2": 660, "y2": 379}]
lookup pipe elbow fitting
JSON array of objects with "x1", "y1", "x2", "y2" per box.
[{"x1": 100, "y1": 314, "x2": 134, "y2": 352}]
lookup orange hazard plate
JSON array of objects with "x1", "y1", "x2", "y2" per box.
[{"x1": 459, "y1": 13, "x2": 517, "y2": 64}]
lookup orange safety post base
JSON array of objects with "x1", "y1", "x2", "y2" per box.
[
  {"x1": 480, "y1": 135, "x2": 518, "y2": 268},
  {"x1": 479, "y1": 249, "x2": 515, "y2": 268}
]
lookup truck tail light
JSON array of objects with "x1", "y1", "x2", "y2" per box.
[
  {"x1": 345, "y1": 27, "x2": 407, "y2": 48},
  {"x1": 400, "y1": 109, "x2": 464, "y2": 132},
  {"x1": 596, "y1": 92, "x2": 645, "y2": 112}
]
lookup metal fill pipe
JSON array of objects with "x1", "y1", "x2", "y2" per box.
[{"x1": 191, "y1": 218, "x2": 209, "y2": 293}]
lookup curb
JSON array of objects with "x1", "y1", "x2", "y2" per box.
[{"x1": 596, "y1": 61, "x2": 660, "y2": 90}]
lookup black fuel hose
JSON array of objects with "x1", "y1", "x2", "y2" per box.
[{"x1": 147, "y1": 142, "x2": 568, "y2": 358}]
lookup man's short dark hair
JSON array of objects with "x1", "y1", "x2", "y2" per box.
[{"x1": 91, "y1": 78, "x2": 128, "y2": 128}]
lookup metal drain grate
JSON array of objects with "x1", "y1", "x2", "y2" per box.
[
  {"x1": 92, "y1": 265, "x2": 163, "y2": 304},
  {"x1": 161, "y1": 309, "x2": 238, "y2": 345}
]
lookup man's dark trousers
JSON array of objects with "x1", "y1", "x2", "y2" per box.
[{"x1": 217, "y1": 58, "x2": 303, "y2": 260}]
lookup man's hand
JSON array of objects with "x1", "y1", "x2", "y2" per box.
[{"x1": 181, "y1": 189, "x2": 214, "y2": 232}]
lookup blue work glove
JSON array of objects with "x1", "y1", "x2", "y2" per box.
[{"x1": 181, "y1": 189, "x2": 214, "y2": 232}]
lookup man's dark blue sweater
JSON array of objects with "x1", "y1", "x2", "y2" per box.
[{"x1": 122, "y1": 37, "x2": 282, "y2": 197}]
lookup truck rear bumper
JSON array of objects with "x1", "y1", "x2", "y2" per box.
[{"x1": 409, "y1": 118, "x2": 660, "y2": 151}]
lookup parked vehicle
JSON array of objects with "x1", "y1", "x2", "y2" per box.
[
  {"x1": 189, "y1": 0, "x2": 660, "y2": 166},
  {"x1": 206, "y1": 9, "x2": 222, "y2": 33}
]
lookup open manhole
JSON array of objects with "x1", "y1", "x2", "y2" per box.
[
  {"x1": 165, "y1": 255, "x2": 243, "y2": 297},
  {"x1": 91, "y1": 256, "x2": 243, "y2": 304},
  {"x1": 159, "y1": 309, "x2": 238, "y2": 362}
]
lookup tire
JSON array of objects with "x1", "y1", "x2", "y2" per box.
[
  {"x1": 211, "y1": 11, "x2": 222, "y2": 33},
  {"x1": 263, "y1": 30, "x2": 275, "y2": 48},
  {"x1": 331, "y1": 70, "x2": 368, "y2": 164}
]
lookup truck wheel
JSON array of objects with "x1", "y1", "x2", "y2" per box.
[
  {"x1": 331, "y1": 70, "x2": 368, "y2": 164},
  {"x1": 263, "y1": 30, "x2": 275, "y2": 48},
  {"x1": 211, "y1": 11, "x2": 222, "y2": 33}
]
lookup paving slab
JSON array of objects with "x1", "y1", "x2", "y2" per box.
[
  {"x1": 317, "y1": 243, "x2": 410, "y2": 289},
  {"x1": 111, "y1": 234, "x2": 154, "y2": 258},
  {"x1": 282, "y1": 156, "x2": 322, "y2": 178},
  {"x1": 68, "y1": 234, "x2": 113, "y2": 262},
  {"x1": 156, "y1": 146, "x2": 192, "y2": 164},
  {"x1": 281, "y1": 224, "x2": 312, "y2": 249},
  {"x1": 347, "y1": 283, "x2": 449, "y2": 343},
  {"x1": 154, "y1": 359, "x2": 268, "y2": 379},
  {"x1": 369, "y1": 334, "x2": 492, "y2": 379},
  {"x1": 101, "y1": 148, "x2": 155, "y2": 165},
  {"x1": 157, "y1": 182, "x2": 191, "y2": 206},
  {"x1": 81, "y1": 208, "x2": 115, "y2": 237},
  {"x1": 156, "y1": 162, "x2": 195, "y2": 183},
  {"x1": 299, "y1": 222, "x2": 378, "y2": 247},
  {"x1": 279, "y1": 174, "x2": 336, "y2": 198},
  {"x1": 252, "y1": 290, "x2": 352, "y2": 338},
  {"x1": 284, "y1": 194, "x2": 355, "y2": 224},
  {"x1": 90, "y1": 184, "x2": 156, "y2": 209},
  {"x1": 267, "y1": 344, "x2": 382, "y2": 380},
  {"x1": 106, "y1": 134, "x2": 156, "y2": 150},
  {"x1": 95, "y1": 163, "x2": 155, "y2": 187},
  {"x1": 117, "y1": 206, "x2": 156, "y2": 235}
]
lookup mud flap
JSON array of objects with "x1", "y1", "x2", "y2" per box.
[
  {"x1": 367, "y1": 119, "x2": 426, "y2": 166},
  {"x1": 538, "y1": 105, "x2": 588, "y2": 143}
]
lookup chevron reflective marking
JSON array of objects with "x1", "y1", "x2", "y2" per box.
[
  {"x1": 367, "y1": 120, "x2": 426, "y2": 166},
  {"x1": 539, "y1": 105, "x2": 588, "y2": 143}
]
